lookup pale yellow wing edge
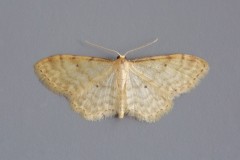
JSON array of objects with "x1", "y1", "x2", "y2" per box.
[
  {"x1": 34, "y1": 54, "x2": 118, "y2": 121},
  {"x1": 34, "y1": 54, "x2": 112, "y2": 96},
  {"x1": 126, "y1": 53, "x2": 209, "y2": 122},
  {"x1": 130, "y1": 53, "x2": 209, "y2": 96}
]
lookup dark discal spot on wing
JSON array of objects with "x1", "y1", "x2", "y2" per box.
[{"x1": 148, "y1": 58, "x2": 158, "y2": 61}]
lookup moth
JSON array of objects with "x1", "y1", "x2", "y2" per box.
[{"x1": 34, "y1": 39, "x2": 209, "y2": 122}]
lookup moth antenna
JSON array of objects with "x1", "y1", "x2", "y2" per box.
[
  {"x1": 84, "y1": 40, "x2": 122, "y2": 57},
  {"x1": 124, "y1": 38, "x2": 158, "y2": 56}
]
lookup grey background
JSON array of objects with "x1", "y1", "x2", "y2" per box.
[{"x1": 1, "y1": 0, "x2": 239, "y2": 160}]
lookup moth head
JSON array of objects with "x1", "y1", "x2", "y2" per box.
[{"x1": 117, "y1": 55, "x2": 126, "y2": 59}]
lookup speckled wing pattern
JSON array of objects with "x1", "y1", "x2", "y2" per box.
[
  {"x1": 34, "y1": 55, "x2": 118, "y2": 120},
  {"x1": 126, "y1": 54, "x2": 209, "y2": 122}
]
